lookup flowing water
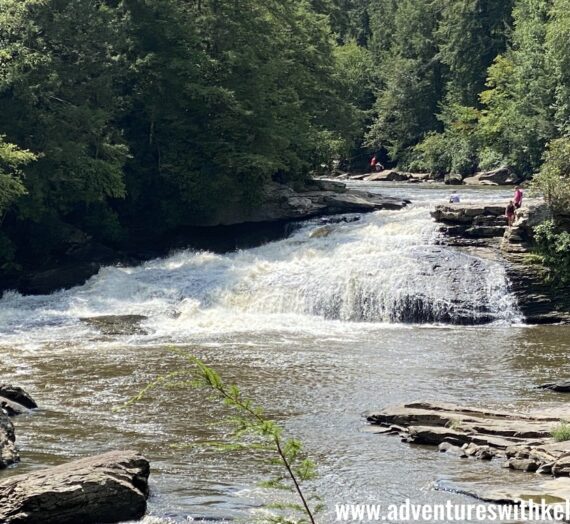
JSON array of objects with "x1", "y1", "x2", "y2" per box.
[{"x1": 1, "y1": 183, "x2": 569, "y2": 523}]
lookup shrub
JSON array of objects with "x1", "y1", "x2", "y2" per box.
[
  {"x1": 552, "y1": 421, "x2": 570, "y2": 442},
  {"x1": 534, "y1": 220, "x2": 570, "y2": 285},
  {"x1": 532, "y1": 138, "x2": 570, "y2": 215}
]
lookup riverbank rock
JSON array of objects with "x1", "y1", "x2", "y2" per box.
[
  {"x1": 431, "y1": 203, "x2": 507, "y2": 240},
  {"x1": 0, "y1": 414, "x2": 17, "y2": 469},
  {"x1": 0, "y1": 450, "x2": 150, "y2": 524},
  {"x1": 196, "y1": 179, "x2": 409, "y2": 226},
  {"x1": 432, "y1": 199, "x2": 570, "y2": 323},
  {"x1": 367, "y1": 402, "x2": 570, "y2": 485},
  {"x1": 444, "y1": 173, "x2": 463, "y2": 185},
  {"x1": 0, "y1": 385, "x2": 37, "y2": 469},
  {"x1": 464, "y1": 167, "x2": 521, "y2": 186}
]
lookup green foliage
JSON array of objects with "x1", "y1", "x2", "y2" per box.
[
  {"x1": 124, "y1": 353, "x2": 321, "y2": 524},
  {"x1": 0, "y1": 0, "x2": 362, "y2": 274},
  {"x1": 0, "y1": 136, "x2": 35, "y2": 216},
  {"x1": 552, "y1": 421, "x2": 570, "y2": 442},
  {"x1": 532, "y1": 138, "x2": 570, "y2": 214},
  {"x1": 366, "y1": 0, "x2": 442, "y2": 162},
  {"x1": 410, "y1": 133, "x2": 451, "y2": 176},
  {"x1": 534, "y1": 220, "x2": 570, "y2": 286},
  {"x1": 478, "y1": 0, "x2": 557, "y2": 177}
]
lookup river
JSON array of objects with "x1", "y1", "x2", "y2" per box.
[{"x1": 1, "y1": 183, "x2": 569, "y2": 523}]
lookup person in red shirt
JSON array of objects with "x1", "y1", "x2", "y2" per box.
[
  {"x1": 514, "y1": 186, "x2": 524, "y2": 209},
  {"x1": 370, "y1": 155, "x2": 378, "y2": 171}
]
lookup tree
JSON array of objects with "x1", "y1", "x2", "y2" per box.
[
  {"x1": 478, "y1": 0, "x2": 556, "y2": 177},
  {"x1": 0, "y1": 136, "x2": 35, "y2": 219},
  {"x1": 366, "y1": 0, "x2": 443, "y2": 165}
]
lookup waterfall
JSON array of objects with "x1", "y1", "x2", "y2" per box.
[{"x1": 0, "y1": 190, "x2": 522, "y2": 345}]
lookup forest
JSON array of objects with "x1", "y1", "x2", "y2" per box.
[{"x1": 1, "y1": 0, "x2": 569, "y2": 280}]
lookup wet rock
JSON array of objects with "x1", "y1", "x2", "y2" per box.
[
  {"x1": 0, "y1": 450, "x2": 150, "y2": 524},
  {"x1": 508, "y1": 458, "x2": 540, "y2": 472},
  {"x1": 367, "y1": 401, "x2": 570, "y2": 471},
  {"x1": 0, "y1": 413, "x2": 17, "y2": 469},
  {"x1": 365, "y1": 169, "x2": 411, "y2": 182},
  {"x1": 438, "y1": 442, "x2": 468, "y2": 457},
  {"x1": 0, "y1": 385, "x2": 36, "y2": 469},
  {"x1": 0, "y1": 385, "x2": 38, "y2": 410},
  {"x1": 195, "y1": 180, "x2": 409, "y2": 226},
  {"x1": 538, "y1": 381, "x2": 570, "y2": 393},
  {"x1": 444, "y1": 173, "x2": 463, "y2": 185}
]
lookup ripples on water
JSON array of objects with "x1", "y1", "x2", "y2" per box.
[{"x1": 0, "y1": 183, "x2": 568, "y2": 523}]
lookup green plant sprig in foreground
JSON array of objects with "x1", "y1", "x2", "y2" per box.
[{"x1": 121, "y1": 351, "x2": 320, "y2": 524}]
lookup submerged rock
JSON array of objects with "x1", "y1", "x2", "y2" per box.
[
  {"x1": 80, "y1": 315, "x2": 148, "y2": 336},
  {"x1": 538, "y1": 381, "x2": 570, "y2": 393},
  {"x1": 0, "y1": 450, "x2": 150, "y2": 524}
]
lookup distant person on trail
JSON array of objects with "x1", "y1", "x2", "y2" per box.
[
  {"x1": 449, "y1": 191, "x2": 460, "y2": 204},
  {"x1": 506, "y1": 201, "x2": 516, "y2": 227},
  {"x1": 514, "y1": 186, "x2": 524, "y2": 209}
]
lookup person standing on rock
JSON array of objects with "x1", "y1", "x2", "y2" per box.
[
  {"x1": 506, "y1": 201, "x2": 516, "y2": 227},
  {"x1": 514, "y1": 186, "x2": 524, "y2": 209}
]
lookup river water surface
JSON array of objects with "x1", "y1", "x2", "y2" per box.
[{"x1": 1, "y1": 183, "x2": 569, "y2": 523}]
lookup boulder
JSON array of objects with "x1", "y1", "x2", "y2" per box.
[
  {"x1": 0, "y1": 385, "x2": 38, "y2": 410},
  {"x1": 0, "y1": 450, "x2": 150, "y2": 524},
  {"x1": 464, "y1": 167, "x2": 521, "y2": 186},
  {"x1": 365, "y1": 170, "x2": 410, "y2": 182},
  {"x1": 444, "y1": 174, "x2": 463, "y2": 185}
]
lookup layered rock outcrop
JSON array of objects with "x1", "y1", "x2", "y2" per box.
[
  {"x1": 432, "y1": 199, "x2": 570, "y2": 324},
  {"x1": 368, "y1": 402, "x2": 570, "y2": 507}
]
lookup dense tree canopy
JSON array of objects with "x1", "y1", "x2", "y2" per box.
[{"x1": 0, "y1": 0, "x2": 569, "y2": 278}]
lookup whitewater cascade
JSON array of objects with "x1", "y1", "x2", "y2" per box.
[{"x1": 0, "y1": 190, "x2": 522, "y2": 346}]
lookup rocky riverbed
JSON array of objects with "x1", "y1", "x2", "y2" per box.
[{"x1": 0, "y1": 384, "x2": 150, "y2": 523}]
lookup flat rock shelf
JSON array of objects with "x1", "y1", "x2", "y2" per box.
[{"x1": 367, "y1": 402, "x2": 570, "y2": 508}]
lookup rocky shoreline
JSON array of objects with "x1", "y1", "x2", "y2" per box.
[
  {"x1": 432, "y1": 199, "x2": 570, "y2": 324},
  {"x1": 328, "y1": 166, "x2": 522, "y2": 186},
  {"x1": 1, "y1": 179, "x2": 409, "y2": 296},
  {"x1": 368, "y1": 402, "x2": 570, "y2": 508},
  {"x1": 0, "y1": 385, "x2": 150, "y2": 523}
]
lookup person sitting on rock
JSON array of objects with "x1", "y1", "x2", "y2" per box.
[
  {"x1": 449, "y1": 191, "x2": 460, "y2": 204},
  {"x1": 514, "y1": 186, "x2": 524, "y2": 209},
  {"x1": 506, "y1": 200, "x2": 516, "y2": 227}
]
